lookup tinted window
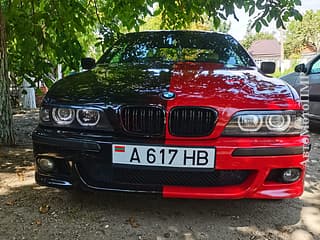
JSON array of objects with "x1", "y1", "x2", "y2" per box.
[
  {"x1": 310, "y1": 58, "x2": 320, "y2": 74},
  {"x1": 98, "y1": 32, "x2": 255, "y2": 67}
]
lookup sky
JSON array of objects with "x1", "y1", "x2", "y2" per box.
[{"x1": 228, "y1": 0, "x2": 320, "y2": 41}]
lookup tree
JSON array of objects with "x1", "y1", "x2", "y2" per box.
[
  {"x1": 151, "y1": 0, "x2": 302, "y2": 31},
  {"x1": 140, "y1": 13, "x2": 231, "y2": 33},
  {"x1": 0, "y1": 0, "x2": 304, "y2": 145},
  {"x1": 284, "y1": 10, "x2": 320, "y2": 58},
  {"x1": 187, "y1": 17, "x2": 231, "y2": 33},
  {"x1": 216, "y1": 21, "x2": 231, "y2": 33},
  {"x1": 5, "y1": 1, "x2": 97, "y2": 82},
  {"x1": 241, "y1": 32, "x2": 275, "y2": 49},
  {"x1": 1, "y1": 1, "x2": 100, "y2": 145},
  {"x1": 0, "y1": 6, "x2": 14, "y2": 145}
]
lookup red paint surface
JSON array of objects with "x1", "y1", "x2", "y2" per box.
[{"x1": 163, "y1": 62, "x2": 306, "y2": 199}]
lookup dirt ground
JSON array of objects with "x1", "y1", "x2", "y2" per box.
[{"x1": 0, "y1": 110, "x2": 319, "y2": 240}]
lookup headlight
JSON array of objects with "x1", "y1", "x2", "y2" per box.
[
  {"x1": 266, "y1": 115, "x2": 291, "y2": 132},
  {"x1": 52, "y1": 108, "x2": 75, "y2": 125},
  {"x1": 40, "y1": 106, "x2": 103, "y2": 127},
  {"x1": 223, "y1": 110, "x2": 303, "y2": 136},
  {"x1": 40, "y1": 107, "x2": 50, "y2": 122},
  {"x1": 237, "y1": 115, "x2": 263, "y2": 132},
  {"x1": 76, "y1": 109, "x2": 100, "y2": 126}
]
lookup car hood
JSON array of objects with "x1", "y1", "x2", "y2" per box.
[
  {"x1": 46, "y1": 62, "x2": 172, "y2": 105},
  {"x1": 46, "y1": 62, "x2": 298, "y2": 110},
  {"x1": 169, "y1": 62, "x2": 298, "y2": 110}
]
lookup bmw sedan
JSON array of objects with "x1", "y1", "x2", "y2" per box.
[{"x1": 33, "y1": 31, "x2": 308, "y2": 199}]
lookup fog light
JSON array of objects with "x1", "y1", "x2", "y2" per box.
[
  {"x1": 282, "y1": 168, "x2": 301, "y2": 183},
  {"x1": 38, "y1": 158, "x2": 55, "y2": 172}
]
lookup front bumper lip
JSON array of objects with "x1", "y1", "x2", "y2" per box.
[
  {"x1": 232, "y1": 146, "x2": 304, "y2": 156},
  {"x1": 36, "y1": 171, "x2": 161, "y2": 194},
  {"x1": 32, "y1": 127, "x2": 307, "y2": 199},
  {"x1": 33, "y1": 133, "x2": 101, "y2": 152},
  {"x1": 162, "y1": 181, "x2": 305, "y2": 199}
]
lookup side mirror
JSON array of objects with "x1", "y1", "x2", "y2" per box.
[
  {"x1": 81, "y1": 57, "x2": 96, "y2": 70},
  {"x1": 260, "y1": 61, "x2": 275, "y2": 74},
  {"x1": 294, "y1": 63, "x2": 307, "y2": 73}
]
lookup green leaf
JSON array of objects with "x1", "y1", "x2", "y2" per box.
[
  {"x1": 225, "y1": 4, "x2": 234, "y2": 16},
  {"x1": 256, "y1": 0, "x2": 264, "y2": 10},
  {"x1": 267, "y1": 14, "x2": 272, "y2": 22},
  {"x1": 213, "y1": 16, "x2": 220, "y2": 29},
  {"x1": 235, "y1": 1, "x2": 243, "y2": 9},
  {"x1": 261, "y1": 19, "x2": 268, "y2": 26},
  {"x1": 269, "y1": 8, "x2": 276, "y2": 19},
  {"x1": 276, "y1": 19, "x2": 282, "y2": 28},
  {"x1": 249, "y1": 6, "x2": 255, "y2": 16},
  {"x1": 153, "y1": 8, "x2": 162, "y2": 16},
  {"x1": 255, "y1": 21, "x2": 262, "y2": 32},
  {"x1": 294, "y1": 12, "x2": 303, "y2": 21},
  {"x1": 294, "y1": 0, "x2": 301, "y2": 5}
]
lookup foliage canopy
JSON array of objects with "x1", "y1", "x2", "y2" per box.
[
  {"x1": 284, "y1": 10, "x2": 320, "y2": 58},
  {"x1": 2, "y1": 0, "x2": 303, "y2": 82}
]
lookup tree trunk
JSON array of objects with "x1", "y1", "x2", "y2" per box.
[{"x1": 0, "y1": 7, "x2": 15, "y2": 145}]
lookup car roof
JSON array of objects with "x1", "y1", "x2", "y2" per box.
[{"x1": 124, "y1": 30, "x2": 230, "y2": 38}]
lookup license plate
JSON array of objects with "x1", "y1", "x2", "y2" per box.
[{"x1": 112, "y1": 144, "x2": 215, "y2": 168}]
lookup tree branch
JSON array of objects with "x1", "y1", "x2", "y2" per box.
[{"x1": 93, "y1": 0, "x2": 102, "y2": 25}]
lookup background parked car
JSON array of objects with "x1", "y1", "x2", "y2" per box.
[{"x1": 281, "y1": 54, "x2": 320, "y2": 128}]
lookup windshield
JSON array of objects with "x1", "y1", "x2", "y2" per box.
[{"x1": 98, "y1": 31, "x2": 255, "y2": 67}]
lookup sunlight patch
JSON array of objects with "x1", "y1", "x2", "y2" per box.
[{"x1": 301, "y1": 207, "x2": 320, "y2": 235}]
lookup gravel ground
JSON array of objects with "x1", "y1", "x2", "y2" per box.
[{"x1": 0, "y1": 110, "x2": 319, "y2": 240}]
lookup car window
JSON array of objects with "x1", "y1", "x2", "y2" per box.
[
  {"x1": 99, "y1": 32, "x2": 255, "y2": 67},
  {"x1": 310, "y1": 58, "x2": 320, "y2": 74}
]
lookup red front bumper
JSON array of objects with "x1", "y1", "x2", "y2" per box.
[
  {"x1": 163, "y1": 135, "x2": 308, "y2": 199},
  {"x1": 33, "y1": 126, "x2": 308, "y2": 199}
]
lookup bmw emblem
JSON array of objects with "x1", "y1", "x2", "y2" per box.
[{"x1": 161, "y1": 91, "x2": 175, "y2": 100}]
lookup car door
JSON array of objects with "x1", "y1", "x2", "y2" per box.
[{"x1": 308, "y1": 57, "x2": 320, "y2": 121}]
